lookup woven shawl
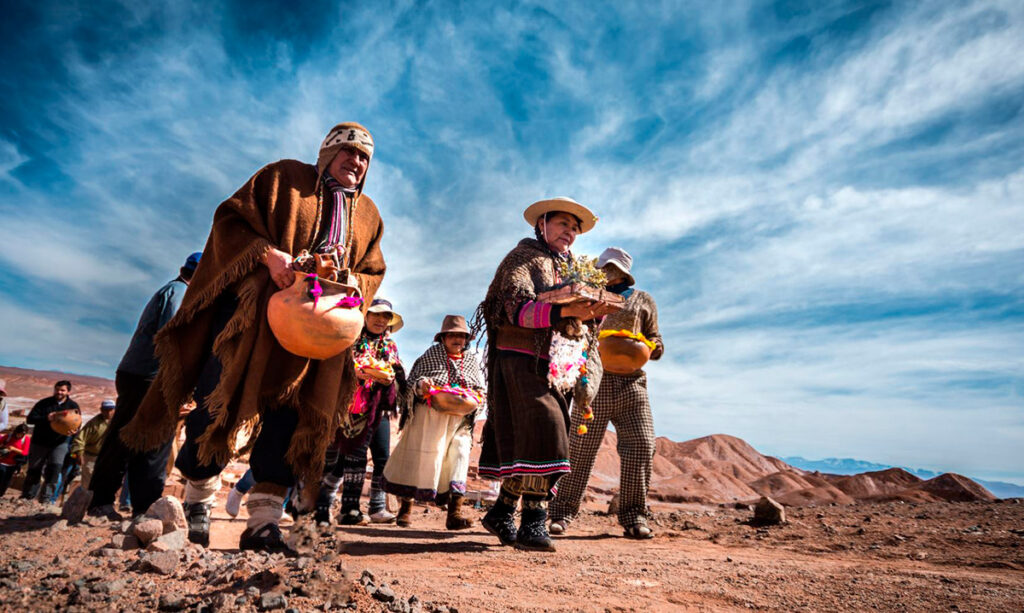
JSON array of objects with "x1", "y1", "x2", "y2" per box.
[
  {"x1": 404, "y1": 343, "x2": 486, "y2": 418},
  {"x1": 121, "y1": 158, "x2": 386, "y2": 489},
  {"x1": 477, "y1": 237, "x2": 603, "y2": 408}
]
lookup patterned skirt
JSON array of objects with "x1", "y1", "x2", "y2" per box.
[{"x1": 478, "y1": 351, "x2": 571, "y2": 480}]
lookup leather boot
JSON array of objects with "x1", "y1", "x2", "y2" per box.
[
  {"x1": 396, "y1": 498, "x2": 413, "y2": 527},
  {"x1": 445, "y1": 494, "x2": 473, "y2": 530}
]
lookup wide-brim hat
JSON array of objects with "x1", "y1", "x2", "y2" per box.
[
  {"x1": 523, "y1": 197, "x2": 598, "y2": 234},
  {"x1": 367, "y1": 298, "x2": 403, "y2": 333},
  {"x1": 597, "y1": 246, "x2": 636, "y2": 287},
  {"x1": 433, "y1": 314, "x2": 473, "y2": 343}
]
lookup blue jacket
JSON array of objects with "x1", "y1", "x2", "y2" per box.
[{"x1": 117, "y1": 278, "x2": 187, "y2": 379}]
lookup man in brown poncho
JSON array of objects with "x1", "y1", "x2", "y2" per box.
[{"x1": 121, "y1": 122, "x2": 386, "y2": 552}]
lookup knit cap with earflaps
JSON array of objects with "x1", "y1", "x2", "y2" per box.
[{"x1": 316, "y1": 122, "x2": 374, "y2": 189}]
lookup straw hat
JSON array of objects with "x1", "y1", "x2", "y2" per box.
[
  {"x1": 367, "y1": 298, "x2": 403, "y2": 333},
  {"x1": 433, "y1": 315, "x2": 473, "y2": 343},
  {"x1": 523, "y1": 197, "x2": 598, "y2": 234}
]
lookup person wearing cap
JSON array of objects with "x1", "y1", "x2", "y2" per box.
[
  {"x1": 475, "y1": 197, "x2": 616, "y2": 552},
  {"x1": 314, "y1": 297, "x2": 407, "y2": 526},
  {"x1": 382, "y1": 314, "x2": 486, "y2": 530},
  {"x1": 550, "y1": 247, "x2": 664, "y2": 539},
  {"x1": 68, "y1": 400, "x2": 117, "y2": 490},
  {"x1": 66, "y1": 253, "x2": 201, "y2": 521},
  {"x1": 121, "y1": 123, "x2": 386, "y2": 552}
]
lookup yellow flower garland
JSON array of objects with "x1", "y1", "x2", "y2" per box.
[{"x1": 598, "y1": 329, "x2": 657, "y2": 351}]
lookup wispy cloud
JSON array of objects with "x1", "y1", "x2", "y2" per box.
[{"x1": 1, "y1": 0, "x2": 1022, "y2": 482}]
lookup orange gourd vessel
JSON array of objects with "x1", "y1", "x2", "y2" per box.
[
  {"x1": 267, "y1": 272, "x2": 364, "y2": 360},
  {"x1": 598, "y1": 336, "x2": 651, "y2": 375}
]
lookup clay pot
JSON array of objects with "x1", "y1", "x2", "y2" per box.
[
  {"x1": 51, "y1": 410, "x2": 82, "y2": 436},
  {"x1": 598, "y1": 335, "x2": 651, "y2": 375},
  {"x1": 431, "y1": 390, "x2": 480, "y2": 417},
  {"x1": 267, "y1": 272, "x2": 364, "y2": 360}
]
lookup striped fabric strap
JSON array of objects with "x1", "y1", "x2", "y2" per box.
[
  {"x1": 516, "y1": 300, "x2": 553, "y2": 328},
  {"x1": 321, "y1": 174, "x2": 349, "y2": 251}
]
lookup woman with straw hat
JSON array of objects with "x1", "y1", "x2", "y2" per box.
[
  {"x1": 315, "y1": 297, "x2": 407, "y2": 526},
  {"x1": 473, "y1": 197, "x2": 616, "y2": 552},
  {"x1": 382, "y1": 314, "x2": 485, "y2": 529}
]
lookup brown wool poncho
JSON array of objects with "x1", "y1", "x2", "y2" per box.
[{"x1": 121, "y1": 158, "x2": 385, "y2": 488}]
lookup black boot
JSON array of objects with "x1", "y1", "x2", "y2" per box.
[
  {"x1": 239, "y1": 523, "x2": 296, "y2": 556},
  {"x1": 481, "y1": 498, "x2": 517, "y2": 546},
  {"x1": 183, "y1": 502, "x2": 211, "y2": 547},
  {"x1": 314, "y1": 485, "x2": 335, "y2": 525},
  {"x1": 516, "y1": 505, "x2": 555, "y2": 552}
]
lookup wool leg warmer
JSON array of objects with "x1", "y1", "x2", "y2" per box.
[
  {"x1": 246, "y1": 492, "x2": 284, "y2": 531},
  {"x1": 184, "y1": 475, "x2": 221, "y2": 505}
]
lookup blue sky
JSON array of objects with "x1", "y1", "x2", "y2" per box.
[{"x1": 1, "y1": 0, "x2": 1022, "y2": 483}]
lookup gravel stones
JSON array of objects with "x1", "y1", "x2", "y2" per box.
[
  {"x1": 139, "y1": 551, "x2": 180, "y2": 576},
  {"x1": 258, "y1": 591, "x2": 288, "y2": 610},
  {"x1": 133, "y1": 518, "x2": 165, "y2": 545},
  {"x1": 373, "y1": 584, "x2": 396, "y2": 603},
  {"x1": 753, "y1": 497, "x2": 786, "y2": 526},
  {"x1": 60, "y1": 487, "x2": 93, "y2": 524},
  {"x1": 158, "y1": 594, "x2": 187, "y2": 611},
  {"x1": 111, "y1": 534, "x2": 140, "y2": 550},
  {"x1": 145, "y1": 497, "x2": 187, "y2": 534},
  {"x1": 147, "y1": 530, "x2": 187, "y2": 552}
]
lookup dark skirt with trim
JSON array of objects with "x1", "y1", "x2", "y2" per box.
[{"x1": 478, "y1": 351, "x2": 571, "y2": 480}]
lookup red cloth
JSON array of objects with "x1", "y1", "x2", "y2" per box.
[{"x1": 0, "y1": 433, "x2": 31, "y2": 466}]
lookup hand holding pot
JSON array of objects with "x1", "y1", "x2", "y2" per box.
[{"x1": 264, "y1": 248, "x2": 295, "y2": 289}]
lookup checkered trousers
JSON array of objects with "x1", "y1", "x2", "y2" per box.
[{"x1": 550, "y1": 371, "x2": 656, "y2": 528}]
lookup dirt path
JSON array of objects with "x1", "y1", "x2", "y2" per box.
[
  {"x1": 2, "y1": 494, "x2": 1022, "y2": 611},
  {"x1": 206, "y1": 501, "x2": 1024, "y2": 612}
]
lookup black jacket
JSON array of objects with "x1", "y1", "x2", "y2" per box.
[{"x1": 26, "y1": 396, "x2": 80, "y2": 448}]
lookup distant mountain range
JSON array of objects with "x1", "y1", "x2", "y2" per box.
[{"x1": 782, "y1": 456, "x2": 1024, "y2": 500}]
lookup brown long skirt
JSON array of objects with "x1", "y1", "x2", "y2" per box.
[{"x1": 478, "y1": 351, "x2": 571, "y2": 480}]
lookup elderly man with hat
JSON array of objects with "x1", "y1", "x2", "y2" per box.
[
  {"x1": 120, "y1": 123, "x2": 386, "y2": 552},
  {"x1": 382, "y1": 314, "x2": 485, "y2": 530},
  {"x1": 69, "y1": 399, "x2": 117, "y2": 489},
  {"x1": 475, "y1": 197, "x2": 616, "y2": 551},
  {"x1": 315, "y1": 297, "x2": 406, "y2": 526},
  {"x1": 549, "y1": 247, "x2": 664, "y2": 539},
  {"x1": 65, "y1": 252, "x2": 202, "y2": 521}
]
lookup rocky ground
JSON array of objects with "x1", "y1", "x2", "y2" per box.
[{"x1": 1, "y1": 492, "x2": 1022, "y2": 612}]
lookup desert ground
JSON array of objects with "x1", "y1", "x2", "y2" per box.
[{"x1": 2, "y1": 367, "x2": 1022, "y2": 611}]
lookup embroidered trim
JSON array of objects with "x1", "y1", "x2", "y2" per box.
[{"x1": 478, "y1": 459, "x2": 571, "y2": 479}]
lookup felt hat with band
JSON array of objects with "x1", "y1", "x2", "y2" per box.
[
  {"x1": 523, "y1": 197, "x2": 598, "y2": 234},
  {"x1": 597, "y1": 246, "x2": 636, "y2": 287},
  {"x1": 433, "y1": 314, "x2": 473, "y2": 343},
  {"x1": 367, "y1": 298, "x2": 403, "y2": 333}
]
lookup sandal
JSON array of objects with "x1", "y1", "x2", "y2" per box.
[
  {"x1": 623, "y1": 521, "x2": 654, "y2": 540},
  {"x1": 549, "y1": 519, "x2": 569, "y2": 535}
]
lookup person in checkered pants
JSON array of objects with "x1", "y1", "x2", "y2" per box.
[{"x1": 549, "y1": 247, "x2": 664, "y2": 539}]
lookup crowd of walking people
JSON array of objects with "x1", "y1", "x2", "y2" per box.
[{"x1": 2, "y1": 121, "x2": 664, "y2": 556}]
